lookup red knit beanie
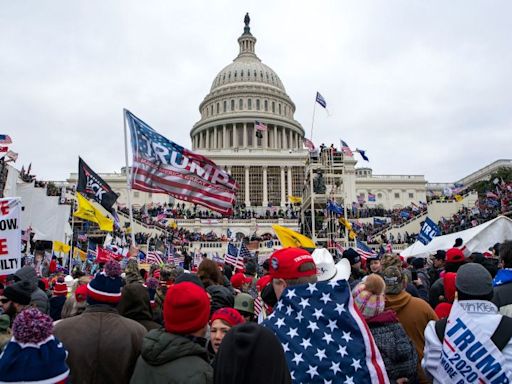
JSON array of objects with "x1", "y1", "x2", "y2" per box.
[
  {"x1": 210, "y1": 307, "x2": 245, "y2": 327},
  {"x1": 164, "y1": 282, "x2": 210, "y2": 334}
]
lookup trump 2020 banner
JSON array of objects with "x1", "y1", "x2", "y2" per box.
[
  {"x1": 417, "y1": 217, "x2": 441, "y2": 245},
  {"x1": 0, "y1": 198, "x2": 21, "y2": 274},
  {"x1": 437, "y1": 301, "x2": 512, "y2": 383},
  {"x1": 125, "y1": 110, "x2": 239, "y2": 215}
]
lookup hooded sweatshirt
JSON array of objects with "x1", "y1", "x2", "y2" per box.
[
  {"x1": 130, "y1": 329, "x2": 213, "y2": 384},
  {"x1": 117, "y1": 283, "x2": 161, "y2": 331},
  {"x1": 493, "y1": 268, "x2": 512, "y2": 316},
  {"x1": 385, "y1": 290, "x2": 438, "y2": 384}
]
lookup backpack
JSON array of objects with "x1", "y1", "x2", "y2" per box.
[{"x1": 435, "y1": 315, "x2": 512, "y2": 351}]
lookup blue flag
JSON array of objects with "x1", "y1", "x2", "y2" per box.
[
  {"x1": 355, "y1": 148, "x2": 369, "y2": 161},
  {"x1": 315, "y1": 92, "x2": 327, "y2": 108},
  {"x1": 417, "y1": 217, "x2": 441, "y2": 245},
  {"x1": 327, "y1": 201, "x2": 344, "y2": 215},
  {"x1": 262, "y1": 280, "x2": 388, "y2": 383}
]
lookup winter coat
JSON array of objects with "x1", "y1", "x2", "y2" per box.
[
  {"x1": 49, "y1": 295, "x2": 66, "y2": 321},
  {"x1": 493, "y1": 268, "x2": 512, "y2": 317},
  {"x1": 385, "y1": 290, "x2": 438, "y2": 384},
  {"x1": 130, "y1": 329, "x2": 213, "y2": 384},
  {"x1": 366, "y1": 310, "x2": 418, "y2": 382},
  {"x1": 117, "y1": 283, "x2": 161, "y2": 332},
  {"x1": 429, "y1": 277, "x2": 445, "y2": 309},
  {"x1": 54, "y1": 304, "x2": 146, "y2": 384},
  {"x1": 14, "y1": 266, "x2": 49, "y2": 314}
]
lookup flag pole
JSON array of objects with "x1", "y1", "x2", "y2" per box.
[
  {"x1": 69, "y1": 194, "x2": 76, "y2": 273},
  {"x1": 123, "y1": 109, "x2": 136, "y2": 245},
  {"x1": 310, "y1": 97, "x2": 317, "y2": 141}
]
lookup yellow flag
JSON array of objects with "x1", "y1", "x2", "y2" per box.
[
  {"x1": 73, "y1": 193, "x2": 113, "y2": 232},
  {"x1": 454, "y1": 194, "x2": 463, "y2": 202},
  {"x1": 272, "y1": 225, "x2": 316, "y2": 249},
  {"x1": 73, "y1": 247, "x2": 87, "y2": 261},
  {"x1": 349, "y1": 230, "x2": 357, "y2": 240},
  {"x1": 339, "y1": 217, "x2": 352, "y2": 230},
  {"x1": 288, "y1": 196, "x2": 302, "y2": 204},
  {"x1": 53, "y1": 241, "x2": 71, "y2": 253}
]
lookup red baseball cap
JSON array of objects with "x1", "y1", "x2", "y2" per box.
[
  {"x1": 210, "y1": 307, "x2": 245, "y2": 327},
  {"x1": 269, "y1": 247, "x2": 316, "y2": 280},
  {"x1": 230, "y1": 273, "x2": 252, "y2": 289},
  {"x1": 446, "y1": 248, "x2": 465, "y2": 264},
  {"x1": 256, "y1": 274, "x2": 272, "y2": 292}
]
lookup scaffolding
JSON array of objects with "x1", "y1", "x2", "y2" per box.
[{"x1": 301, "y1": 149, "x2": 352, "y2": 255}]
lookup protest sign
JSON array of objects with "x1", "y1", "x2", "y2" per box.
[{"x1": 0, "y1": 198, "x2": 21, "y2": 274}]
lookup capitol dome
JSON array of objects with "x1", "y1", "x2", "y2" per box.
[{"x1": 190, "y1": 14, "x2": 307, "y2": 209}]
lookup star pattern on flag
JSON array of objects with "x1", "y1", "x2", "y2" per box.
[{"x1": 262, "y1": 280, "x2": 388, "y2": 383}]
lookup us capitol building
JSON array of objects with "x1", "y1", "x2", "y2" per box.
[{"x1": 69, "y1": 15, "x2": 429, "y2": 214}]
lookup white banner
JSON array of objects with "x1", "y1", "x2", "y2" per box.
[
  {"x1": 0, "y1": 197, "x2": 21, "y2": 274},
  {"x1": 437, "y1": 301, "x2": 512, "y2": 383}
]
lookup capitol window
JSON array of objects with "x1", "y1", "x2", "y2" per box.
[
  {"x1": 409, "y1": 192, "x2": 414, "y2": 198},
  {"x1": 272, "y1": 101, "x2": 275, "y2": 113},
  {"x1": 394, "y1": 192, "x2": 400, "y2": 198},
  {"x1": 216, "y1": 103, "x2": 219, "y2": 114},
  {"x1": 378, "y1": 193, "x2": 383, "y2": 199},
  {"x1": 248, "y1": 99, "x2": 252, "y2": 110},
  {"x1": 279, "y1": 103, "x2": 282, "y2": 114},
  {"x1": 223, "y1": 100, "x2": 227, "y2": 112},
  {"x1": 239, "y1": 99, "x2": 243, "y2": 109},
  {"x1": 264, "y1": 100, "x2": 268, "y2": 111},
  {"x1": 256, "y1": 99, "x2": 260, "y2": 110},
  {"x1": 231, "y1": 99, "x2": 235, "y2": 111}
]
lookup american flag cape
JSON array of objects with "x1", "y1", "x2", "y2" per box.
[
  {"x1": 262, "y1": 280, "x2": 389, "y2": 383},
  {"x1": 125, "y1": 110, "x2": 239, "y2": 215}
]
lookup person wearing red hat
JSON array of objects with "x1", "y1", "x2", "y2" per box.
[
  {"x1": 429, "y1": 247, "x2": 466, "y2": 308},
  {"x1": 49, "y1": 278, "x2": 68, "y2": 321},
  {"x1": 230, "y1": 272, "x2": 252, "y2": 293},
  {"x1": 208, "y1": 307, "x2": 245, "y2": 358},
  {"x1": 131, "y1": 281, "x2": 213, "y2": 383}
]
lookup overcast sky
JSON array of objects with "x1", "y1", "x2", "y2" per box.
[{"x1": 2, "y1": 1, "x2": 511, "y2": 183}]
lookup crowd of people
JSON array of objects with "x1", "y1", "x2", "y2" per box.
[{"x1": 2, "y1": 236, "x2": 512, "y2": 383}]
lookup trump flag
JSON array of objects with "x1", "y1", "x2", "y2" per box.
[{"x1": 125, "y1": 110, "x2": 239, "y2": 215}]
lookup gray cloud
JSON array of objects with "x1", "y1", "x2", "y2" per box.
[{"x1": 2, "y1": 0, "x2": 511, "y2": 183}]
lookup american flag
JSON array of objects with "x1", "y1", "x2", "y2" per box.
[
  {"x1": 303, "y1": 138, "x2": 315, "y2": 152},
  {"x1": 356, "y1": 239, "x2": 377, "y2": 259},
  {"x1": 340, "y1": 139, "x2": 354, "y2": 157},
  {"x1": 224, "y1": 243, "x2": 245, "y2": 270},
  {"x1": 167, "y1": 246, "x2": 182, "y2": 265},
  {"x1": 262, "y1": 280, "x2": 388, "y2": 383},
  {"x1": 125, "y1": 110, "x2": 239, "y2": 216},
  {"x1": 0, "y1": 135, "x2": 12, "y2": 144},
  {"x1": 315, "y1": 92, "x2": 327, "y2": 108},
  {"x1": 255, "y1": 120, "x2": 267, "y2": 131},
  {"x1": 147, "y1": 251, "x2": 164, "y2": 265}
]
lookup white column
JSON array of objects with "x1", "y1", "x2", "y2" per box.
[
  {"x1": 199, "y1": 131, "x2": 204, "y2": 148},
  {"x1": 233, "y1": 124, "x2": 238, "y2": 148},
  {"x1": 273, "y1": 126, "x2": 278, "y2": 149},
  {"x1": 227, "y1": 166, "x2": 232, "y2": 175},
  {"x1": 213, "y1": 126, "x2": 218, "y2": 149},
  {"x1": 245, "y1": 166, "x2": 250, "y2": 206},
  {"x1": 253, "y1": 123, "x2": 258, "y2": 149},
  {"x1": 263, "y1": 128, "x2": 268, "y2": 149},
  {"x1": 223, "y1": 125, "x2": 227, "y2": 148},
  {"x1": 280, "y1": 166, "x2": 286, "y2": 206},
  {"x1": 262, "y1": 166, "x2": 268, "y2": 207},
  {"x1": 287, "y1": 166, "x2": 293, "y2": 202},
  {"x1": 281, "y1": 128, "x2": 286, "y2": 149},
  {"x1": 243, "y1": 123, "x2": 248, "y2": 148}
]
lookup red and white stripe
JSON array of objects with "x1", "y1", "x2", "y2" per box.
[
  {"x1": 132, "y1": 157, "x2": 237, "y2": 216},
  {"x1": 147, "y1": 251, "x2": 164, "y2": 265},
  {"x1": 224, "y1": 254, "x2": 245, "y2": 270}
]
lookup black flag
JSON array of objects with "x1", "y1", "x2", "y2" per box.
[{"x1": 77, "y1": 157, "x2": 118, "y2": 212}]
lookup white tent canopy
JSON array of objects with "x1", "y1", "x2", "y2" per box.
[{"x1": 401, "y1": 216, "x2": 512, "y2": 258}]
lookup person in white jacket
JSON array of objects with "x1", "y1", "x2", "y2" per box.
[{"x1": 422, "y1": 263, "x2": 512, "y2": 383}]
